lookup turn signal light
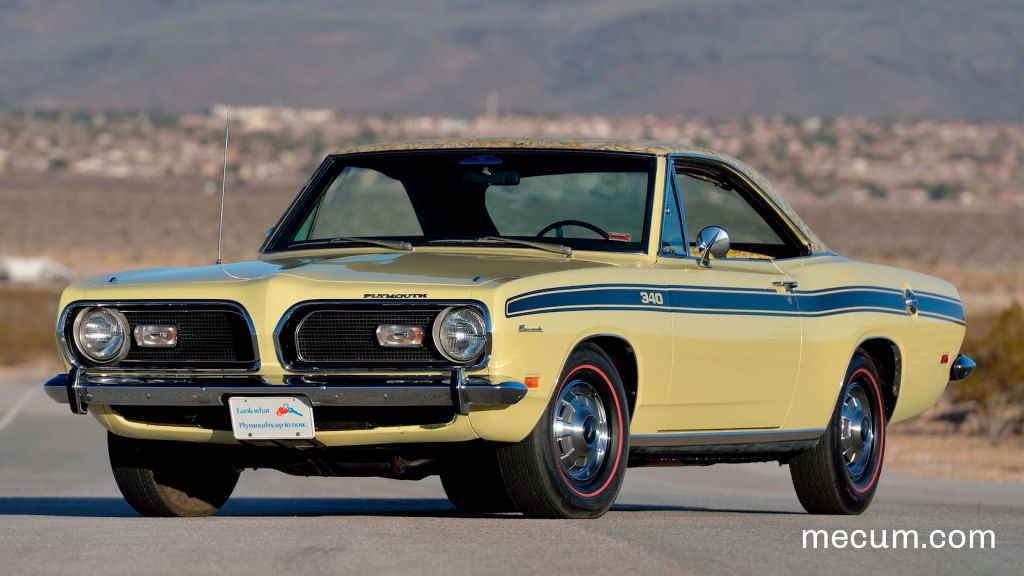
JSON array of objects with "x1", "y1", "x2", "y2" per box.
[
  {"x1": 133, "y1": 324, "x2": 178, "y2": 348},
  {"x1": 524, "y1": 376, "x2": 540, "y2": 389},
  {"x1": 375, "y1": 324, "x2": 425, "y2": 348}
]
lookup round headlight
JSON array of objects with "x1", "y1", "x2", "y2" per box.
[
  {"x1": 73, "y1": 307, "x2": 130, "y2": 364},
  {"x1": 433, "y1": 307, "x2": 487, "y2": 363}
]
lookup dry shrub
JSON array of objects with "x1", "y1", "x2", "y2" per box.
[{"x1": 953, "y1": 302, "x2": 1024, "y2": 437}]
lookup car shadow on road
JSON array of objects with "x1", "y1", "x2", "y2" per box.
[{"x1": 0, "y1": 497, "x2": 801, "y2": 518}]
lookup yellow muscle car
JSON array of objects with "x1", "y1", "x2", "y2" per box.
[{"x1": 45, "y1": 138, "x2": 975, "y2": 518}]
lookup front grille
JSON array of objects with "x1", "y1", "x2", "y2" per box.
[
  {"x1": 66, "y1": 302, "x2": 257, "y2": 369},
  {"x1": 121, "y1": 309, "x2": 253, "y2": 365},
  {"x1": 278, "y1": 303, "x2": 488, "y2": 369},
  {"x1": 296, "y1": 310, "x2": 441, "y2": 363}
]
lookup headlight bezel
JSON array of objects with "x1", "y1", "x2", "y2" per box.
[
  {"x1": 432, "y1": 305, "x2": 489, "y2": 364},
  {"x1": 71, "y1": 306, "x2": 132, "y2": 365}
]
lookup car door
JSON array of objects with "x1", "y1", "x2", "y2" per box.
[{"x1": 655, "y1": 157, "x2": 805, "y2": 431}]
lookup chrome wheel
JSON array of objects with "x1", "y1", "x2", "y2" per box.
[
  {"x1": 552, "y1": 379, "x2": 610, "y2": 483},
  {"x1": 839, "y1": 382, "x2": 874, "y2": 480}
]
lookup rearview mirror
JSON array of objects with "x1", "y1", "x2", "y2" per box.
[
  {"x1": 463, "y1": 169, "x2": 520, "y2": 186},
  {"x1": 695, "y1": 226, "x2": 730, "y2": 268}
]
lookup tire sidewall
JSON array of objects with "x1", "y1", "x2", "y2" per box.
[
  {"x1": 828, "y1": 354, "x2": 886, "y2": 511},
  {"x1": 533, "y1": 346, "x2": 630, "y2": 515}
]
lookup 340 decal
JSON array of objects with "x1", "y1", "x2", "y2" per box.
[{"x1": 639, "y1": 291, "x2": 665, "y2": 305}]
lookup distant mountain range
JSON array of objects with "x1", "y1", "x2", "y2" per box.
[{"x1": 2, "y1": 0, "x2": 1023, "y2": 119}]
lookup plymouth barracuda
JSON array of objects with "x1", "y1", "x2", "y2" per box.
[{"x1": 45, "y1": 138, "x2": 975, "y2": 518}]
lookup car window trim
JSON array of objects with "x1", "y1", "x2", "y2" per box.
[
  {"x1": 658, "y1": 163, "x2": 690, "y2": 259},
  {"x1": 261, "y1": 149, "x2": 659, "y2": 257},
  {"x1": 667, "y1": 154, "x2": 810, "y2": 261}
]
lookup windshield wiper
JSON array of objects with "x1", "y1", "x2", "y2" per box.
[
  {"x1": 429, "y1": 236, "x2": 571, "y2": 257},
  {"x1": 293, "y1": 236, "x2": 413, "y2": 251}
]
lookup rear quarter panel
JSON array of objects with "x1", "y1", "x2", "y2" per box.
[{"x1": 776, "y1": 256, "x2": 966, "y2": 429}]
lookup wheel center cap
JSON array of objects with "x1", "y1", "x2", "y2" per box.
[{"x1": 583, "y1": 417, "x2": 597, "y2": 445}]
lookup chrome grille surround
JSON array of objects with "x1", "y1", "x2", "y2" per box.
[{"x1": 58, "y1": 300, "x2": 259, "y2": 371}]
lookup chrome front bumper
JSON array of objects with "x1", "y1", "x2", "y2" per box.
[{"x1": 45, "y1": 368, "x2": 527, "y2": 416}]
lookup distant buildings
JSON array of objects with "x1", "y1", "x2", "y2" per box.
[{"x1": 1, "y1": 107, "x2": 1021, "y2": 207}]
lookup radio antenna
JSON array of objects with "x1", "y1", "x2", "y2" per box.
[{"x1": 216, "y1": 106, "x2": 230, "y2": 265}]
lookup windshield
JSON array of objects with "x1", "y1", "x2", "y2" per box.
[{"x1": 267, "y1": 151, "x2": 654, "y2": 254}]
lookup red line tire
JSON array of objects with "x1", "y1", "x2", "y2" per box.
[
  {"x1": 789, "y1": 352, "x2": 887, "y2": 515},
  {"x1": 108, "y1": 432, "x2": 240, "y2": 517},
  {"x1": 497, "y1": 343, "x2": 629, "y2": 518}
]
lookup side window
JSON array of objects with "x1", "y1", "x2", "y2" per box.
[
  {"x1": 660, "y1": 177, "x2": 686, "y2": 255},
  {"x1": 676, "y1": 165, "x2": 799, "y2": 259}
]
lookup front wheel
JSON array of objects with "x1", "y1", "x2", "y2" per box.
[
  {"x1": 496, "y1": 344, "x2": 629, "y2": 518},
  {"x1": 108, "y1": 432, "x2": 240, "y2": 517},
  {"x1": 789, "y1": 353, "x2": 886, "y2": 514}
]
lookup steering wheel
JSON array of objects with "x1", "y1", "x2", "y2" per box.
[{"x1": 536, "y1": 219, "x2": 610, "y2": 240}]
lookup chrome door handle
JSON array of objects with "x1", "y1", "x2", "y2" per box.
[{"x1": 772, "y1": 280, "x2": 799, "y2": 293}]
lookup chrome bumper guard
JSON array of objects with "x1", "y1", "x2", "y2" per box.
[{"x1": 45, "y1": 368, "x2": 527, "y2": 416}]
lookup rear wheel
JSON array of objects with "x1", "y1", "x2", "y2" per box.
[
  {"x1": 497, "y1": 344, "x2": 629, "y2": 518},
  {"x1": 108, "y1": 432, "x2": 240, "y2": 517},
  {"x1": 790, "y1": 353, "x2": 886, "y2": 515},
  {"x1": 440, "y1": 445, "x2": 517, "y2": 514}
]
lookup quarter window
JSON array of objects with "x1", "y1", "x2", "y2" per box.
[{"x1": 659, "y1": 177, "x2": 686, "y2": 256}]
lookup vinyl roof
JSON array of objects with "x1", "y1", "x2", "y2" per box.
[{"x1": 333, "y1": 137, "x2": 714, "y2": 156}]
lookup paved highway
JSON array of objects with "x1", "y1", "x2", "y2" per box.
[{"x1": 0, "y1": 374, "x2": 1020, "y2": 575}]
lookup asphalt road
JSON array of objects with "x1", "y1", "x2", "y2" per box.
[{"x1": 1, "y1": 374, "x2": 1021, "y2": 576}]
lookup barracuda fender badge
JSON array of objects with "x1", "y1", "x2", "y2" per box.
[
  {"x1": 363, "y1": 293, "x2": 428, "y2": 299},
  {"x1": 518, "y1": 324, "x2": 543, "y2": 333}
]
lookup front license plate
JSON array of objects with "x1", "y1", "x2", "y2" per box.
[{"x1": 228, "y1": 396, "x2": 315, "y2": 440}]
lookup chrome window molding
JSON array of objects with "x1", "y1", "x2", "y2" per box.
[
  {"x1": 272, "y1": 299, "x2": 492, "y2": 373},
  {"x1": 57, "y1": 300, "x2": 261, "y2": 373},
  {"x1": 260, "y1": 149, "x2": 660, "y2": 258},
  {"x1": 658, "y1": 157, "x2": 691, "y2": 259}
]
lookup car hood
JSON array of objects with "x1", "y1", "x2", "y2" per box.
[{"x1": 76, "y1": 251, "x2": 611, "y2": 290}]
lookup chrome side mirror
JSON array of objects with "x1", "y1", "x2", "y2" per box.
[{"x1": 695, "y1": 226, "x2": 730, "y2": 268}]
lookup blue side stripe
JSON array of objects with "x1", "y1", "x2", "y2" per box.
[
  {"x1": 795, "y1": 290, "x2": 906, "y2": 314},
  {"x1": 505, "y1": 284, "x2": 965, "y2": 325},
  {"x1": 505, "y1": 282, "x2": 915, "y2": 304},
  {"x1": 917, "y1": 294, "x2": 965, "y2": 320},
  {"x1": 506, "y1": 283, "x2": 776, "y2": 304},
  {"x1": 794, "y1": 285, "x2": 902, "y2": 296}
]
